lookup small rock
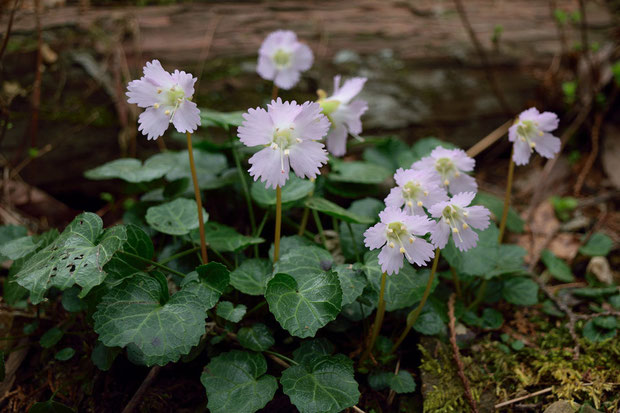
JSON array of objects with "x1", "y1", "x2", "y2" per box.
[
  {"x1": 543, "y1": 400, "x2": 579, "y2": 413},
  {"x1": 586, "y1": 256, "x2": 615, "y2": 285},
  {"x1": 332, "y1": 49, "x2": 361, "y2": 65}
]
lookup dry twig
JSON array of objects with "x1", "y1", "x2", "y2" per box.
[
  {"x1": 448, "y1": 294, "x2": 479, "y2": 413},
  {"x1": 573, "y1": 112, "x2": 602, "y2": 196},
  {"x1": 121, "y1": 366, "x2": 162, "y2": 413},
  {"x1": 494, "y1": 387, "x2": 553, "y2": 409}
]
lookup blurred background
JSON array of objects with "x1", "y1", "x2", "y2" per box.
[{"x1": 0, "y1": 0, "x2": 618, "y2": 230}]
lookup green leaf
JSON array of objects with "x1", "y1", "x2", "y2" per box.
[
  {"x1": 363, "y1": 251, "x2": 437, "y2": 311},
  {"x1": 40, "y1": 327, "x2": 63, "y2": 348},
  {"x1": 84, "y1": 156, "x2": 175, "y2": 183},
  {"x1": 541, "y1": 249, "x2": 575, "y2": 282},
  {"x1": 304, "y1": 197, "x2": 375, "y2": 224},
  {"x1": 91, "y1": 341, "x2": 120, "y2": 371},
  {"x1": 265, "y1": 272, "x2": 342, "y2": 338},
  {"x1": 103, "y1": 224, "x2": 154, "y2": 288},
  {"x1": 274, "y1": 246, "x2": 333, "y2": 280},
  {"x1": 200, "y1": 109, "x2": 245, "y2": 130},
  {"x1": 269, "y1": 235, "x2": 316, "y2": 261},
  {"x1": 237, "y1": 323, "x2": 275, "y2": 351},
  {"x1": 362, "y1": 137, "x2": 412, "y2": 171},
  {"x1": 579, "y1": 233, "x2": 613, "y2": 256},
  {"x1": 216, "y1": 301, "x2": 246, "y2": 323},
  {"x1": 28, "y1": 400, "x2": 76, "y2": 413},
  {"x1": 180, "y1": 262, "x2": 230, "y2": 310},
  {"x1": 609, "y1": 295, "x2": 620, "y2": 309},
  {"x1": 413, "y1": 310, "x2": 444, "y2": 336},
  {"x1": 230, "y1": 259, "x2": 272, "y2": 296},
  {"x1": 333, "y1": 264, "x2": 367, "y2": 306},
  {"x1": 292, "y1": 338, "x2": 335, "y2": 367},
  {"x1": 502, "y1": 277, "x2": 539, "y2": 306},
  {"x1": 14, "y1": 213, "x2": 126, "y2": 304},
  {"x1": 163, "y1": 150, "x2": 230, "y2": 190},
  {"x1": 190, "y1": 222, "x2": 263, "y2": 252},
  {"x1": 201, "y1": 350, "x2": 277, "y2": 413},
  {"x1": 410, "y1": 137, "x2": 456, "y2": 162},
  {"x1": 474, "y1": 192, "x2": 524, "y2": 233},
  {"x1": 389, "y1": 371, "x2": 416, "y2": 394},
  {"x1": 0, "y1": 225, "x2": 28, "y2": 261},
  {"x1": 443, "y1": 225, "x2": 527, "y2": 279},
  {"x1": 593, "y1": 316, "x2": 617, "y2": 330},
  {"x1": 0, "y1": 236, "x2": 38, "y2": 261},
  {"x1": 328, "y1": 160, "x2": 391, "y2": 184},
  {"x1": 93, "y1": 273, "x2": 208, "y2": 366},
  {"x1": 61, "y1": 286, "x2": 87, "y2": 313},
  {"x1": 251, "y1": 173, "x2": 314, "y2": 207},
  {"x1": 341, "y1": 286, "x2": 378, "y2": 321},
  {"x1": 281, "y1": 354, "x2": 360, "y2": 413},
  {"x1": 146, "y1": 198, "x2": 208, "y2": 235},
  {"x1": 480, "y1": 308, "x2": 504, "y2": 329},
  {"x1": 54, "y1": 347, "x2": 75, "y2": 361},
  {"x1": 571, "y1": 286, "x2": 618, "y2": 298},
  {"x1": 339, "y1": 198, "x2": 384, "y2": 261},
  {"x1": 582, "y1": 320, "x2": 616, "y2": 342}
]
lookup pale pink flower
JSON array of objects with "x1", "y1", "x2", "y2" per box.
[
  {"x1": 237, "y1": 98, "x2": 330, "y2": 189},
  {"x1": 509, "y1": 107, "x2": 560, "y2": 166},
  {"x1": 126, "y1": 60, "x2": 201, "y2": 140},
  {"x1": 257, "y1": 30, "x2": 313, "y2": 90},
  {"x1": 428, "y1": 192, "x2": 490, "y2": 252},
  {"x1": 385, "y1": 168, "x2": 448, "y2": 215},
  {"x1": 412, "y1": 147, "x2": 477, "y2": 195},
  {"x1": 363, "y1": 207, "x2": 436, "y2": 275},
  {"x1": 319, "y1": 75, "x2": 368, "y2": 157}
]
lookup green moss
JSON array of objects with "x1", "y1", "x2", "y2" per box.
[{"x1": 420, "y1": 325, "x2": 620, "y2": 412}]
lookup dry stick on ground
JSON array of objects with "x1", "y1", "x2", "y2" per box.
[
  {"x1": 121, "y1": 366, "x2": 162, "y2": 413},
  {"x1": 573, "y1": 112, "x2": 602, "y2": 196},
  {"x1": 447, "y1": 294, "x2": 479, "y2": 413},
  {"x1": 494, "y1": 387, "x2": 553, "y2": 409},
  {"x1": 0, "y1": 0, "x2": 20, "y2": 62},
  {"x1": 452, "y1": 0, "x2": 512, "y2": 117},
  {"x1": 29, "y1": 0, "x2": 43, "y2": 149},
  {"x1": 386, "y1": 358, "x2": 401, "y2": 406}
]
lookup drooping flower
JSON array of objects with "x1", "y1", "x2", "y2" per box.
[
  {"x1": 364, "y1": 207, "x2": 436, "y2": 275},
  {"x1": 257, "y1": 30, "x2": 313, "y2": 90},
  {"x1": 385, "y1": 168, "x2": 449, "y2": 215},
  {"x1": 126, "y1": 60, "x2": 200, "y2": 140},
  {"x1": 509, "y1": 107, "x2": 560, "y2": 166},
  {"x1": 237, "y1": 98, "x2": 330, "y2": 189},
  {"x1": 318, "y1": 75, "x2": 368, "y2": 157},
  {"x1": 428, "y1": 192, "x2": 490, "y2": 251},
  {"x1": 412, "y1": 147, "x2": 477, "y2": 195}
]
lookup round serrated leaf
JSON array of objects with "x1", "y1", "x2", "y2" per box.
[
  {"x1": 579, "y1": 232, "x2": 613, "y2": 257},
  {"x1": 339, "y1": 198, "x2": 383, "y2": 261},
  {"x1": 54, "y1": 347, "x2": 75, "y2": 361},
  {"x1": 502, "y1": 277, "x2": 539, "y2": 306},
  {"x1": 389, "y1": 370, "x2": 416, "y2": 394},
  {"x1": 237, "y1": 323, "x2": 275, "y2": 351},
  {"x1": 281, "y1": 354, "x2": 360, "y2": 413},
  {"x1": 180, "y1": 262, "x2": 230, "y2": 311},
  {"x1": 230, "y1": 259, "x2": 272, "y2": 296},
  {"x1": 304, "y1": 197, "x2": 375, "y2": 224},
  {"x1": 328, "y1": 161, "x2": 391, "y2": 184},
  {"x1": 93, "y1": 273, "x2": 208, "y2": 366},
  {"x1": 265, "y1": 272, "x2": 342, "y2": 338},
  {"x1": 216, "y1": 301, "x2": 246, "y2": 323},
  {"x1": 251, "y1": 173, "x2": 314, "y2": 206},
  {"x1": 84, "y1": 158, "x2": 174, "y2": 183},
  {"x1": 363, "y1": 251, "x2": 437, "y2": 311},
  {"x1": 190, "y1": 222, "x2": 263, "y2": 252},
  {"x1": 333, "y1": 264, "x2": 367, "y2": 306},
  {"x1": 582, "y1": 320, "x2": 616, "y2": 342},
  {"x1": 40, "y1": 327, "x2": 63, "y2": 348},
  {"x1": 146, "y1": 198, "x2": 208, "y2": 235},
  {"x1": 201, "y1": 350, "x2": 277, "y2": 413},
  {"x1": 274, "y1": 246, "x2": 333, "y2": 280},
  {"x1": 541, "y1": 249, "x2": 574, "y2": 282}
]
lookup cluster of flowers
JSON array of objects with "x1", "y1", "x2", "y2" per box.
[
  {"x1": 125, "y1": 29, "x2": 562, "y2": 276},
  {"x1": 363, "y1": 147, "x2": 491, "y2": 275}
]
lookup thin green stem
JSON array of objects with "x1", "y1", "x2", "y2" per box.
[
  {"x1": 273, "y1": 186, "x2": 282, "y2": 262},
  {"x1": 312, "y1": 210, "x2": 327, "y2": 248},
  {"x1": 118, "y1": 251, "x2": 186, "y2": 278},
  {"x1": 450, "y1": 267, "x2": 462, "y2": 299},
  {"x1": 255, "y1": 210, "x2": 270, "y2": 238},
  {"x1": 159, "y1": 246, "x2": 200, "y2": 265},
  {"x1": 264, "y1": 350, "x2": 298, "y2": 366},
  {"x1": 359, "y1": 272, "x2": 387, "y2": 364},
  {"x1": 391, "y1": 248, "x2": 440, "y2": 355},
  {"x1": 468, "y1": 279, "x2": 488, "y2": 311},
  {"x1": 498, "y1": 153, "x2": 515, "y2": 244},
  {"x1": 209, "y1": 248, "x2": 234, "y2": 269},
  {"x1": 186, "y1": 132, "x2": 208, "y2": 264},
  {"x1": 271, "y1": 84, "x2": 279, "y2": 101},
  {"x1": 282, "y1": 215, "x2": 315, "y2": 240},
  {"x1": 298, "y1": 207, "x2": 310, "y2": 236},
  {"x1": 232, "y1": 144, "x2": 257, "y2": 234},
  {"x1": 346, "y1": 222, "x2": 361, "y2": 262},
  {"x1": 245, "y1": 300, "x2": 267, "y2": 317},
  {"x1": 332, "y1": 216, "x2": 339, "y2": 237}
]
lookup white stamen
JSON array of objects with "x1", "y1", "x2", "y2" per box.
[
  {"x1": 417, "y1": 201, "x2": 423, "y2": 207},
  {"x1": 164, "y1": 110, "x2": 171, "y2": 115},
  {"x1": 530, "y1": 142, "x2": 536, "y2": 148},
  {"x1": 407, "y1": 201, "x2": 413, "y2": 207},
  {"x1": 409, "y1": 237, "x2": 414, "y2": 244},
  {"x1": 462, "y1": 223, "x2": 469, "y2": 230},
  {"x1": 423, "y1": 190, "x2": 429, "y2": 196},
  {"x1": 444, "y1": 179, "x2": 450, "y2": 186},
  {"x1": 455, "y1": 171, "x2": 460, "y2": 177},
  {"x1": 271, "y1": 143, "x2": 278, "y2": 150},
  {"x1": 389, "y1": 242, "x2": 395, "y2": 248},
  {"x1": 399, "y1": 247, "x2": 406, "y2": 254},
  {"x1": 284, "y1": 149, "x2": 290, "y2": 156},
  {"x1": 296, "y1": 138, "x2": 302, "y2": 143},
  {"x1": 157, "y1": 88, "x2": 162, "y2": 94}
]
